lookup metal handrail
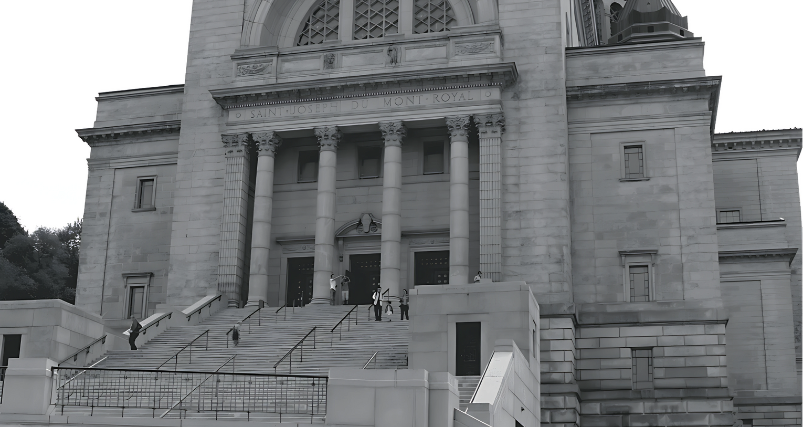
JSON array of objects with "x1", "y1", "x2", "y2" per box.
[
  {"x1": 185, "y1": 295, "x2": 222, "y2": 321},
  {"x1": 58, "y1": 335, "x2": 107, "y2": 366},
  {"x1": 273, "y1": 327, "x2": 316, "y2": 374},
  {"x1": 53, "y1": 364, "x2": 326, "y2": 378},
  {"x1": 55, "y1": 356, "x2": 108, "y2": 390},
  {"x1": 140, "y1": 312, "x2": 173, "y2": 336},
  {"x1": 160, "y1": 355, "x2": 237, "y2": 419},
  {"x1": 330, "y1": 305, "x2": 359, "y2": 346},
  {"x1": 363, "y1": 352, "x2": 378, "y2": 369},
  {"x1": 275, "y1": 303, "x2": 290, "y2": 321},
  {"x1": 156, "y1": 330, "x2": 210, "y2": 370}
]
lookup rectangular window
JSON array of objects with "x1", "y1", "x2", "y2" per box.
[
  {"x1": 629, "y1": 265, "x2": 650, "y2": 302},
  {"x1": 297, "y1": 150, "x2": 319, "y2": 182},
  {"x1": 532, "y1": 320, "x2": 537, "y2": 360},
  {"x1": 631, "y1": 348, "x2": 654, "y2": 389},
  {"x1": 623, "y1": 145, "x2": 645, "y2": 178},
  {"x1": 717, "y1": 209, "x2": 741, "y2": 224},
  {"x1": 414, "y1": 251, "x2": 449, "y2": 285},
  {"x1": 128, "y1": 286, "x2": 145, "y2": 319},
  {"x1": 358, "y1": 146, "x2": 382, "y2": 178},
  {"x1": 423, "y1": 141, "x2": 445, "y2": 174},
  {"x1": 134, "y1": 177, "x2": 156, "y2": 210}
]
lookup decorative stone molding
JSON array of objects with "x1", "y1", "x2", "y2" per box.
[
  {"x1": 237, "y1": 61, "x2": 271, "y2": 76},
  {"x1": 409, "y1": 237, "x2": 450, "y2": 247},
  {"x1": 252, "y1": 131, "x2": 282, "y2": 157},
  {"x1": 210, "y1": 63, "x2": 517, "y2": 109},
  {"x1": 446, "y1": 116, "x2": 472, "y2": 140},
  {"x1": 379, "y1": 121, "x2": 407, "y2": 147},
  {"x1": 474, "y1": 113, "x2": 505, "y2": 136},
  {"x1": 454, "y1": 41, "x2": 495, "y2": 55},
  {"x1": 334, "y1": 213, "x2": 383, "y2": 237},
  {"x1": 618, "y1": 249, "x2": 658, "y2": 266},
  {"x1": 323, "y1": 53, "x2": 336, "y2": 70},
  {"x1": 718, "y1": 248, "x2": 799, "y2": 266},
  {"x1": 387, "y1": 46, "x2": 399, "y2": 65},
  {"x1": 222, "y1": 133, "x2": 251, "y2": 157},
  {"x1": 76, "y1": 121, "x2": 181, "y2": 146},
  {"x1": 314, "y1": 126, "x2": 341, "y2": 151},
  {"x1": 711, "y1": 129, "x2": 802, "y2": 153}
]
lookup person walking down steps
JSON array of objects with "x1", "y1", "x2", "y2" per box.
[
  {"x1": 400, "y1": 289, "x2": 410, "y2": 321},
  {"x1": 231, "y1": 323, "x2": 241, "y2": 347},
  {"x1": 384, "y1": 293, "x2": 394, "y2": 322},
  {"x1": 127, "y1": 316, "x2": 142, "y2": 350},
  {"x1": 372, "y1": 286, "x2": 382, "y2": 321}
]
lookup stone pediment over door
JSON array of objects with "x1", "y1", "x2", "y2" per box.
[{"x1": 336, "y1": 213, "x2": 382, "y2": 238}]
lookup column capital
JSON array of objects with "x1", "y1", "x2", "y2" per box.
[
  {"x1": 445, "y1": 116, "x2": 471, "y2": 141},
  {"x1": 474, "y1": 113, "x2": 506, "y2": 136},
  {"x1": 222, "y1": 133, "x2": 250, "y2": 158},
  {"x1": 379, "y1": 121, "x2": 407, "y2": 147},
  {"x1": 253, "y1": 131, "x2": 282, "y2": 157},
  {"x1": 314, "y1": 126, "x2": 341, "y2": 152}
]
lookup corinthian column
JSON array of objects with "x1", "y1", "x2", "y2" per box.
[
  {"x1": 475, "y1": 113, "x2": 505, "y2": 282},
  {"x1": 311, "y1": 126, "x2": 341, "y2": 304},
  {"x1": 246, "y1": 131, "x2": 282, "y2": 307},
  {"x1": 379, "y1": 121, "x2": 407, "y2": 298},
  {"x1": 219, "y1": 133, "x2": 252, "y2": 307},
  {"x1": 446, "y1": 116, "x2": 471, "y2": 286}
]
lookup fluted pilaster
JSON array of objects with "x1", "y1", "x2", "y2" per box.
[{"x1": 475, "y1": 113, "x2": 505, "y2": 282}]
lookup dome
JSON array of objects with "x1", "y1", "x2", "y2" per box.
[{"x1": 609, "y1": 0, "x2": 693, "y2": 44}]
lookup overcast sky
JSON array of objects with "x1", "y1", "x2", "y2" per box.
[{"x1": 0, "y1": 0, "x2": 800, "y2": 232}]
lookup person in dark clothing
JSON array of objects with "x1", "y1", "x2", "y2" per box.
[
  {"x1": 372, "y1": 286, "x2": 382, "y2": 321},
  {"x1": 128, "y1": 316, "x2": 142, "y2": 350},
  {"x1": 400, "y1": 289, "x2": 410, "y2": 320},
  {"x1": 231, "y1": 323, "x2": 241, "y2": 347}
]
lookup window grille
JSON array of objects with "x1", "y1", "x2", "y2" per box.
[
  {"x1": 623, "y1": 145, "x2": 644, "y2": 178},
  {"x1": 413, "y1": 0, "x2": 456, "y2": 33},
  {"x1": 629, "y1": 265, "x2": 650, "y2": 302},
  {"x1": 631, "y1": 348, "x2": 654, "y2": 389},
  {"x1": 298, "y1": 0, "x2": 341, "y2": 46},
  {"x1": 718, "y1": 210, "x2": 741, "y2": 224},
  {"x1": 354, "y1": 0, "x2": 399, "y2": 40}
]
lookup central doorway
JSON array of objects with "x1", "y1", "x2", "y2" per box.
[
  {"x1": 456, "y1": 322, "x2": 481, "y2": 376},
  {"x1": 349, "y1": 253, "x2": 381, "y2": 305},
  {"x1": 287, "y1": 257, "x2": 314, "y2": 306}
]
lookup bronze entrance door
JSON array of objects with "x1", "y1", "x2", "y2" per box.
[
  {"x1": 286, "y1": 257, "x2": 314, "y2": 306},
  {"x1": 456, "y1": 322, "x2": 481, "y2": 376},
  {"x1": 349, "y1": 254, "x2": 381, "y2": 305}
]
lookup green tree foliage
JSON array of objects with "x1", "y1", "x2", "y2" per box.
[{"x1": 0, "y1": 202, "x2": 81, "y2": 304}]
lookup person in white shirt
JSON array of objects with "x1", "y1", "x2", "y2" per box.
[
  {"x1": 341, "y1": 271, "x2": 351, "y2": 304},
  {"x1": 329, "y1": 274, "x2": 338, "y2": 305},
  {"x1": 372, "y1": 286, "x2": 382, "y2": 321},
  {"x1": 474, "y1": 271, "x2": 483, "y2": 283},
  {"x1": 400, "y1": 289, "x2": 410, "y2": 320}
]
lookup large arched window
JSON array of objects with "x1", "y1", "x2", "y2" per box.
[
  {"x1": 413, "y1": 0, "x2": 456, "y2": 34},
  {"x1": 297, "y1": 0, "x2": 341, "y2": 46},
  {"x1": 354, "y1": 0, "x2": 400, "y2": 40}
]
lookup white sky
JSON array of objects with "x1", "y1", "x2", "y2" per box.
[{"x1": 0, "y1": 0, "x2": 800, "y2": 232}]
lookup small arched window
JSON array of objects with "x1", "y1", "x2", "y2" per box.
[
  {"x1": 413, "y1": 0, "x2": 456, "y2": 34},
  {"x1": 354, "y1": 0, "x2": 400, "y2": 40},
  {"x1": 610, "y1": 2, "x2": 623, "y2": 30},
  {"x1": 297, "y1": 0, "x2": 341, "y2": 46}
]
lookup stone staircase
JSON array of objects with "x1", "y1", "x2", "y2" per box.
[
  {"x1": 55, "y1": 304, "x2": 410, "y2": 421},
  {"x1": 456, "y1": 375, "x2": 482, "y2": 411}
]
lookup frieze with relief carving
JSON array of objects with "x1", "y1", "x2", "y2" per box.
[
  {"x1": 236, "y1": 61, "x2": 272, "y2": 76},
  {"x1": 454, "y1": 41, "x2": 495, "y2": 56}
]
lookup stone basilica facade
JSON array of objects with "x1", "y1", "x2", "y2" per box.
[{"x1": 65, "y1": 0, "x2": 801, "y2": 424}]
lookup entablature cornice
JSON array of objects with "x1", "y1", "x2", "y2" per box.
[
  {"x1": 566, "y1": 76, "x2": 721, "y2": 136},
  {"x1": 718, "y1": 248, "x2": 799, "y2": 266},
  {"x1": 209, "y1": 63, "x2": 517, "y2": 110},
  {"x1": 711, "y1": 129, "x2": 802, "y2": 158},
  {"x1": 76, "y1": 120, "x2": 181, "y2": 147}
]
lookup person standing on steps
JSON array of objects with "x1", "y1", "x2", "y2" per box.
[
  {"x1": 372, "y1": 285, "x2": 382, "y2": 321},
  {"x1": 474, "y1": 271, "x2": 483, "y2": 283},
  {"x1": 127, "y1": 316, "x2": 142, "y2": 350},
  {"x1": 341, "y1": 270, "x2": 351, "y2": 304},
  {"x1": 330, "y1": 274, "x2": 338, "y2": 305},
  {"x1": 400, "y1": 289, "x2": 410, "y2": 321},
  {"x1": 384, "y1": 293, "x2": 393, "y2": 322}
]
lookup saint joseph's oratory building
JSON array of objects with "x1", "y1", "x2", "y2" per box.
[{"x1": 0, "y1": 0, "x2": 800, "y2": 426}]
